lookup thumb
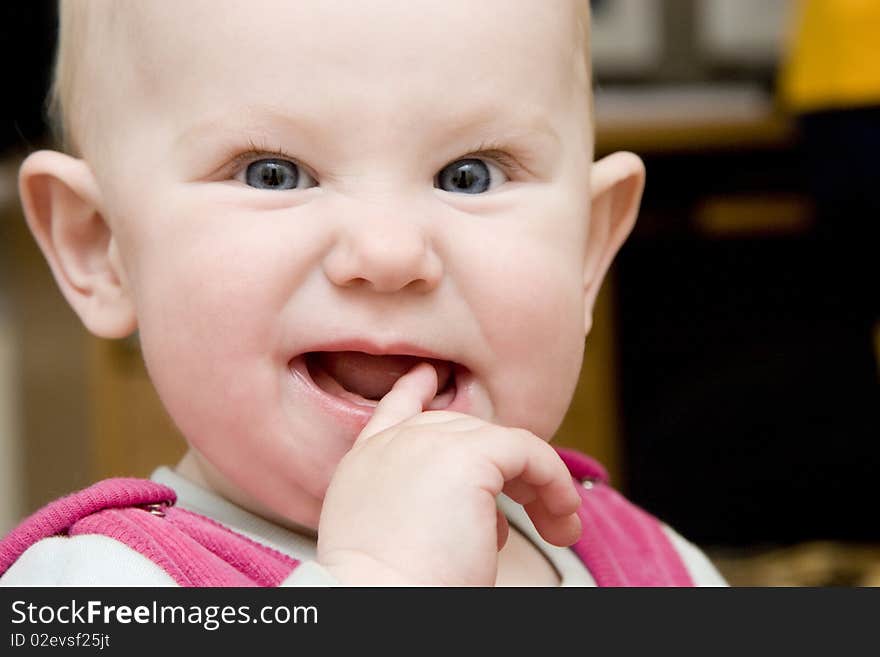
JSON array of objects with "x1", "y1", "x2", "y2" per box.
[{"x1": 354, "y1": 362, "x2": 438, "y2": 445}]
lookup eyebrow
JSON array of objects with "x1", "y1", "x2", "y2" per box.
[
  {"x1": 173, "y1": 105, "x2": 319, "y2": 151},
  {"x1": 174, "y1": 103, "x2": 562, "y2": 158},
  {"x1": 427, "y1": 104, "x2": 562, "y2": 149}
]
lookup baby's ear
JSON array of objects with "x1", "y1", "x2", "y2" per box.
[
  {"x1": 583, "y1": 151, "x2": 645, "y2": 334},
  {"x1": 18, "y1": 150, "x2": 136, "y2": 338}
]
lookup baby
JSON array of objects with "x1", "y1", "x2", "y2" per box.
[{"x1": 1, "y1": 0, "x2": 725, "y2": 586}]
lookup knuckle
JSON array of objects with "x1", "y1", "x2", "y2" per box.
[
  {"x1": 510, "y1": 426, "x2": 539, "y2": 443},
  {"x1": 418, "y1": 410, "x2": 459, "y2": 421},
  {"x1": 419, "y1": 410, "x2": 478, "y2": 425}
]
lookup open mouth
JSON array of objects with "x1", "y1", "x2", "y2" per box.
[{"x1": 300, "y1": 351, "x2": 461, "y2": 411}]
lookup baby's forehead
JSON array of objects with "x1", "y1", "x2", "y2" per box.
[{"x1": 63, "y1": 1, "x2": 590, "y2": 159}]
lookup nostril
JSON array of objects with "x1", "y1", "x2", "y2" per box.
[{"x1": 402, "y1": 277, "x2": 436, "y2": 294}]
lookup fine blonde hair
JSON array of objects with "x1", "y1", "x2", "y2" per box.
[{"x1": 47, "y1": 1, "x2": 591, "y2": 155}]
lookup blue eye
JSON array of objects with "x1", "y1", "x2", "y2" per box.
[
  {"x1": 244, "y1": 158, "x2": 315, "y2": 190},
  {"x1": 435, "y1": 158, "x2": 506, "y2": 194}
]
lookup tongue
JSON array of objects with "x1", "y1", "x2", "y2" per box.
[{"x1": 311, "y1": 351, "x2": 453, "y2": 401}]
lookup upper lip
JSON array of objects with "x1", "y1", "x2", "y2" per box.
[{"x1": 299, "y1": 339, "x2": 456, "y2": 363}]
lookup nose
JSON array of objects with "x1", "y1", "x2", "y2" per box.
[{"x1": 322, "y1": 205, "x2": 444, "y2": 294}]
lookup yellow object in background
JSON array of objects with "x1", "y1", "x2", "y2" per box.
[{"x1": 779, "y1": 0, "x2": 880, "y2": 113}]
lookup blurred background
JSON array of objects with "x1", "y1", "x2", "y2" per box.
[{"x1": 0, "y1": 0, "x2": 877, "y2": 585}]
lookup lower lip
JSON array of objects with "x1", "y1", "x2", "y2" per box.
[{"x1": 287, "y1": 355, "x2": 473, "y2": 425}]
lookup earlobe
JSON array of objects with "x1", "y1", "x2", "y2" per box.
[
  {"x1": 18, "y1": 150, "x2": 137, "y2": 339},
  {"x1": 583, "y1": 151, "x2": 645, "y2": 334}
]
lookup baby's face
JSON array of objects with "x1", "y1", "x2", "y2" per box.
[{"x1": 94, "y1": 1, "x2": 593, "y2": 526}]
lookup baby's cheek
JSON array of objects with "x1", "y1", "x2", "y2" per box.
[
  {"x1": 133, "y1": 232, "x2": 288, "y2": 421},
  {"x1": 478, "y1": 252, "x2": 585, "y2": 438}
]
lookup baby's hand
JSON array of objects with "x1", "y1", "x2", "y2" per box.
[{"x1": 316, "y1": 363, "x2": 582, "y2": 586}]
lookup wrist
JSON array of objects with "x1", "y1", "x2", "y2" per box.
[{"x1": 318, "y1": 550, "x2": 420, "y2": 586}]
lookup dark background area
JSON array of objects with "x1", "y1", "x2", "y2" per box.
[
  {"x1": 617, "y1": 146, "x2": 878, "y2": 545},
  {"x1": 0, "y1": 1, "x2": 56, "y2": 156}
]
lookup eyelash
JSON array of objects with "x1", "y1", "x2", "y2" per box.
[
  {"x1": 464, "y1": 142, "x2": 526, "y2": 175},
  {"x1": 225, "y1": 140, "x2": 528, "y2": 184},
  {"x1": 227, "y1": 142, "x2": 305, "y2": 176}
]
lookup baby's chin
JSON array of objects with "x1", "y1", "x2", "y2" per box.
[{"x1": 174, "y1": 447, "x2": 323, "y2": 535}]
